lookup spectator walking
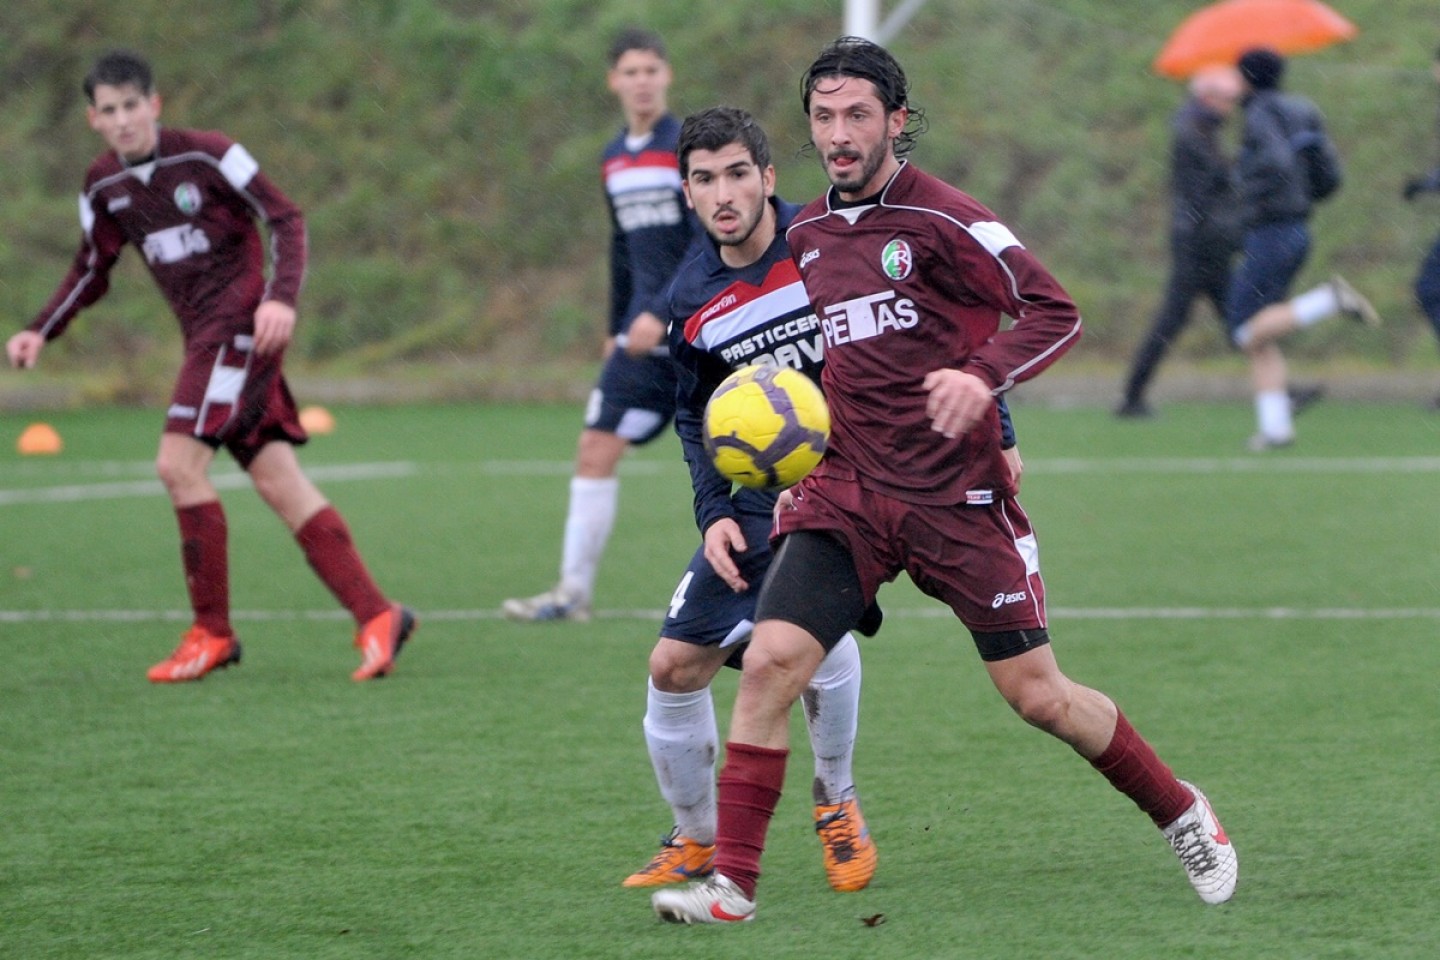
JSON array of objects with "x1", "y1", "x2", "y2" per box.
[{"x1": 1117, "y1": 66, "x2": 1244, "y2": 418}]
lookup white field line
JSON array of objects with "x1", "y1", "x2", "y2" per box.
[
  {"x1": 5, "y1": 454, "x2": 1439, "y2": 507},
  {"x1": 0, "y1": 462, "x2": 417, "y2": 505},
  {"x1": 3, "y1": 606, "x2": 1439, "y2": 625}
]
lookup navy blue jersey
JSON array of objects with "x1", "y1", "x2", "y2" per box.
[
  {"x1": 667, "y1": 198, "x2": 821, "y2": 534},
  {"x1": 601, "y1": 114, "x2": 699, "y2": 342}
]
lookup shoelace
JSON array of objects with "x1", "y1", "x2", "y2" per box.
[
  {"x1": 816, "y1": 809, "x2": 859, "y2": 859},
  {"x1": 1169, "y1": 821, "x2": 1219, "y2": 874}
]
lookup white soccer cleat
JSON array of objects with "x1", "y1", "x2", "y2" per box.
[
  {"x1": 651, "y1": 873, "x2": 756, "y2": 924},
  {"x1": 1331, "y1": 274, "x2": 1381, "y2": 328},
  {"x1": 500, "y1": 586, "x2": 591, "y2": 623},
  {"x1": 1163, "y1": 780, "x2": 1238, "y2": 905}
]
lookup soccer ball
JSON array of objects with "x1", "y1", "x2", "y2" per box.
[{"x1": 703, "y1": 364, "x2": 830, "y2": 490}]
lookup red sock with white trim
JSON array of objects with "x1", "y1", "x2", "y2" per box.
[
  {"x1": 713, "y1": 742, "x2": 788, "y2": 899},
  {"x1": 1089, "y1": 710, "x2": 1194, "y2": 826}
]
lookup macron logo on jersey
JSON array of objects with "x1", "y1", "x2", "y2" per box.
[{"x1": 820, "y1": 290, "x2": 918, "y2": 346}]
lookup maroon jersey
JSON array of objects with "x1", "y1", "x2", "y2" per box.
[
  {"x1": 28, "y1": 127, "x2": 306, "y2": 346},
  {"x1": 786, "y1": 161, "x2": 1081, "y2": 506}
]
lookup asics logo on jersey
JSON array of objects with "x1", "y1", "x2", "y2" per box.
[
  {"x1": 799, "y1": 248, "x2": 820, "y2": 269},
  {"x1": 881, "y1": 239, "x2": 913, "y2": 280},
  {"x1": 992, "y1": 590, "x2": 1027, "y2": 609},
  {"x1": 142, "y1": 224, "x2": 211, "y2": 265},
  {"x1": 820, "y1": 291, "x2": 918, "y2": 346}
]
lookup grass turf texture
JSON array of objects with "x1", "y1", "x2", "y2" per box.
[{"x1": 2, "y1": 400, "x2": 1437, "y2": 959}]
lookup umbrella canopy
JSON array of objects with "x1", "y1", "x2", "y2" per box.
[{"x1": 1153, "y1": 0, "x2": 1358, "y2": 79}]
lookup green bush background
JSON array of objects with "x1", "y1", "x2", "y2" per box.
[{"x1": 3, "y1": 0, "x2": 1437, "y2": 400}]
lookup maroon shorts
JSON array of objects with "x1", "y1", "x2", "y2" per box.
[
  {"x1": 773, "y1": 468, "x2": 1047, "y2": 633},
  {"x1": 164, "y1": 334, "x2": 306, "y2": 469}
]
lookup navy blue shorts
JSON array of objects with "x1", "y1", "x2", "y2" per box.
[
  {"x1": 584, "y1": 349, "x2": 677, "y2": 445},
  {"x1": 1225, "y1": 220, "x2": 1311, "y2": 340},
  {"x1": 660, "y1": 507, "x2": 775, "y2": 663}
]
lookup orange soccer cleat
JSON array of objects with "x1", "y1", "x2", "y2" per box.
[
  {"x1": 147, "y1": 626, "x2": 242, "y2": 683},
  {"x1": 352, "y1": 603, "x2": 418, "y2": 681},
  {"x1": 623, "y1": 828, "x2": 716, "y2": 888},
  {"x1": 814, "y1": 797, "x2": 878, "y2": 892}
]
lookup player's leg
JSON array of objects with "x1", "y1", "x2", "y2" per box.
[
  {"x1": 1117, "y1": 238, "x2": 1207, "y2": 417},
  {"x1": 953, "y1": 497, "x2": 1235, "y2": 904},
  {"x1": 982, "y1": 643, "x2": 1237, "y2": 904},
  {"x1": 224, "y1": 350, "x2": 413, "y2": 680},
  {"x1": 503, "y1": 352, "x2": 675, "y2": 622},
  {"x1": 629, "y1": 519, "x2": 768, "y2": 888},
  {"x1": 653, "y1": 529, "x2": 867, "y2": 922},
  {"x1": 803, "y1": 630, "x2": 877, "y2": 892},
  {"x1": 247, "y1": 441, "x2": 415, "y2": 680},
  {"x1": 1225, "y1": 222, "x2": 1310, "y2": 450},
  {"x1": 624, "y1": 637, "x2": 733, "y2": 888},
  {"x1": 148, "y1": 341, "x2": 242, "y2": 682},
  {"x1": 148, "y1": 431, "x2": 242, "y2": 682}
]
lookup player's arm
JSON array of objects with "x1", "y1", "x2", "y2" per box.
[
  {"x1": 622, "y1": 229, "x2": 702, "y2": 357},
  {"x1": 953, "y1": 230, "x2": 1083, "y2": 398},
  {"x1": 208, "y1": 135, "x2": 306, "y2": 356},
  {"x1": 11, "y1": 193, "x2": 127, "y2": 369},
  {"x1": 998, "y1": 395, "x2": 1022, "y2": 489}
]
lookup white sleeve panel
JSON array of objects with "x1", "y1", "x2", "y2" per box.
[
  {"x1": 219, "y1": 143, "x2": 260, "y2": 189},
  {"x1": 78, "y1": 193, "x2": 95, "y2": 235},
  {"x1": 967, "y1": 220, "x2": 1024, "y2": 256}
]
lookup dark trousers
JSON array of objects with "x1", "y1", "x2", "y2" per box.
[
  {"x1": 1122, "y1": 233, "x2": 1234, "y2": 406},
  {"x1": 1415, "y1": 232, "x2": 1440, "y2": 344}
]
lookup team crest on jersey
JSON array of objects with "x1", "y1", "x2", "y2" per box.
[
  {"x1": 173, "y1": 183, "x2": 203, "y2": 216},
  {"x1": 881, "y1": 239, "x2": 913, "y2": 280}
]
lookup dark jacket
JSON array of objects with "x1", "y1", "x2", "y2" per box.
[
  {"x1": 1170, "y1": 96, "x2": 1241, "y2": 248},
  {"x1": 1236, "y1": 89, "x2": 1326, "y2": 226}
]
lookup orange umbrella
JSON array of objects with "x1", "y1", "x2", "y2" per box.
[{"x1": 1153, "y1": 0, "x2": 1358, "y2": 79}]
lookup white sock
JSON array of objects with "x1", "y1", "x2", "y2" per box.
[
  {"x1": 803, "y1": 632, "x2": 862, "y2": 805},
  {"x1": 1291, "y1": 284, "x2": 1341, "y2": 328},
  {"x1": 1256, "y1": 389, "x2": 1294, "y2": 440},
  {"x1": 558, "y1": 476, "x2": 619, "y2": 600},
  {"x1": 642, "y1": 680, "x2": 718, "y2": 843}
]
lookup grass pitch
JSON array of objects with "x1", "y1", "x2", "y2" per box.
[{"x1": 2, "y1": 399, "x2": 1437, "y2": 959}]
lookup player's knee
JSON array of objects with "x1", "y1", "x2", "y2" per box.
[
  {"x1": 155, "y1": 450, "x2": 202, "y2": 496},
  {"x1": 649, "y1": 644, "x2": 711, "y2": 693},
  {"x1": 1003, "y1": 678, "x2": 1070, "y2": 734}
]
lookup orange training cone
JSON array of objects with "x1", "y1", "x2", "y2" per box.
[
  {"x1": 17, "y1": 422, "x2": 63, "y2": 455},
  {"x1": 299, "y1": 405, "x2": 336, "y2": 435}
]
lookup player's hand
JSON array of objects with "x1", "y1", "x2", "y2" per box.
[
  {"x1": 703, "y1": 517, "x2": 749, "y2": 593},
  {"x1": 623, "y1": 312, "x2": 666, "y2": 356},
  {"x1": 1003, "y1": 444, "x2": 1024, "y2": 490},
  {"x1": 252, "y1": 300, "x2": 296, "y2": 356},
  {"x1": 922, "y1": 368, "x2": 992, "y2": 439},
  {"x1": 6, "y1": 331, "x2": 44, "y2": 370}
]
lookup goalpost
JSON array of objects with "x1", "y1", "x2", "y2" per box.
[{"x1": 844, "y1": 0, "x2": 931, "y2": 43}]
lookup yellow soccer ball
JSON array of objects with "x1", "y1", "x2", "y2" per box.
[{"x1": 703, "y1": 364, "x2": 830, "y2": 490}]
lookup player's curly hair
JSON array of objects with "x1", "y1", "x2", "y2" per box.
[
  {"x1": 799, "y1": 36, "x2": 927, "y2": 157},
  {"x1": 84, "y1": 49, "x2": 154, "y2": 103},
  {"x1": 678, "y1": 106, "x2": 771, "y2": 179}
]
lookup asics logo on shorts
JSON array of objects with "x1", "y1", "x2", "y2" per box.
[{"x1": 992, "y1": 590, "x2": 1027, "y2": 609}]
